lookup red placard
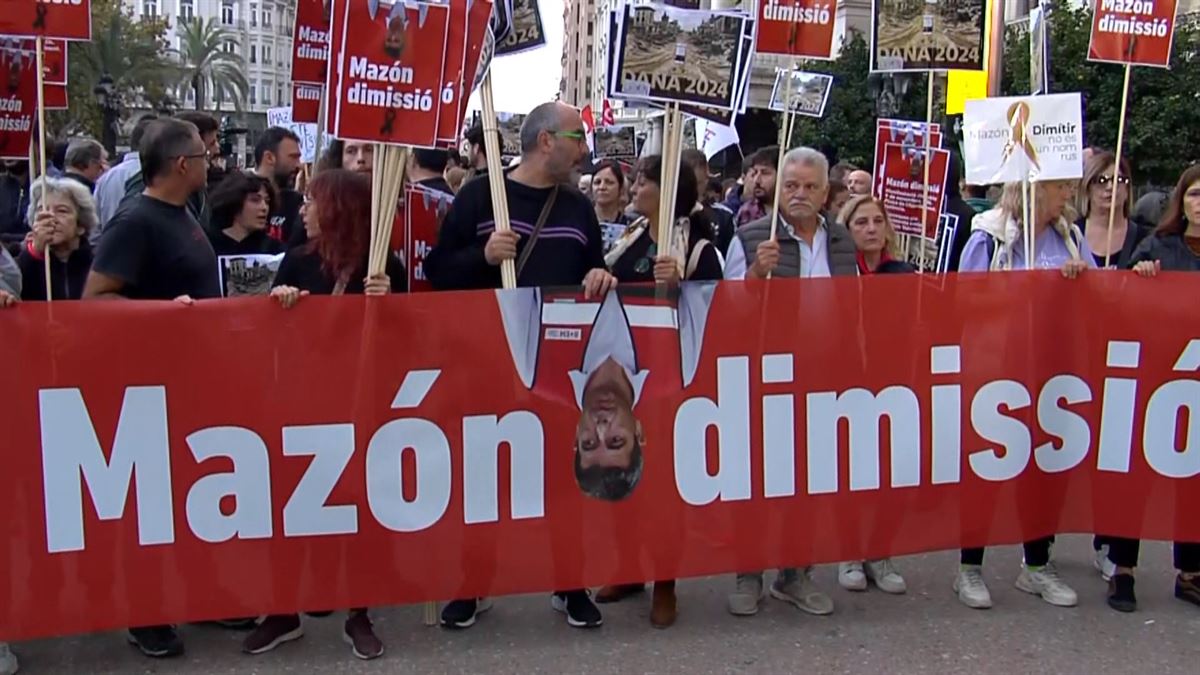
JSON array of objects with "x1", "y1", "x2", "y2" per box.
[
  {"x1": 755, "y1": 0, "x2": 838, "y2": 60},
  {"x1": 292, "y1": 0, "x2": 332, "y2": 85},
  {"x1": 872, "y1": 119, "x2": 942, "y2": 199},
  {"x1": 436, "y1": 0, "x2": 493, "y2": 146},
  {"x1": 292, "y1": 83, "x2": 323, "y2": 123},
  {"x1": 0, "y1": 45, "x2": 37, "y2": 160},
  {"x1": 325, "y1": 0, "x2": 347, "y2": 136},
  {"x1": 41, "y1": 37, "x2": 67, "y2": 84},
  {"x1": 43, "y1": 81, "x2": 67, "y2": 110},
  {"x1": 878, "y1": 142, "x2": 950, "y2": 238},
  {"x1": 2, "y1": 274, "x2": 1200, "y2": 641},
  {"x1": 399, "y1": 183, "x2": 453, "y2": 291},
  {"x1": 1087, "y1": 0, "x2": 1179, "y2": 68},
  {"x1": 0, "y1": 0, "x2": 92, "y2": 41},
  {"x1": 332, "y1": 0, "x2": 449, "y2": 147}
]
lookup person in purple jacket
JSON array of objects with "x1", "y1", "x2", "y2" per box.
[{"x1": 953, "y1": 179, "x2": 1094, "y2": 611}]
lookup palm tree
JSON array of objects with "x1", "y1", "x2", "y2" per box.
[
  {"x1": 175, "y1": 16, "x2": 249, "y2": 112},
  {"x1": 67, "y1": 1, "x2": 177, "y2": 117}
]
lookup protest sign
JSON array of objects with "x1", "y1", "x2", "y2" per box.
[
  {"x1": 3, "y1": 274, "x2": 1200, "y2": 641},
  {"x1": 491, "y1": 0, "x2": 514, "y2": 44},
  {"x1": 1030, "y1": 5, "x2": 1050, "y2": 95},
  {"x1": 695, "y1": 117, "x2": 740, "y2": 160},
  {"x1": 41, "y1": 38, "x2": 66, "y2": 85},
  {"x1": 43, "y1": 81, "x2": 67, "y2": 110},
  {"x1": 0, "y1": 0, "x2": 92, "y2": 40},
  {"x1": 1087, "y1": 0, "x2": 1178, "y2": 68},
  {"x1": 217, "y1": 254, "x2": 285, "y2": 297},
  {"x1": 613, "y1": 4, "x2": 750, "y2": 111},
  {"x1": 755, "y1": 0, "x2": 838, "y2": 59},
  {"x1": 292, "y1": 82, "x2": 323, "y2": 124},
  {"x1": 871, "y1": 0, "x2": 985, "y2": 72},
  {"x1": 332, "y1": 0, "x2": 450, "y2": 147},
  {"x1": 594, "y1": 125, "x2": 637, "y2": 159},
  {"x1": 266, "y1": 106, "x2": 322, "y2": 163},
  {"x1": 767, "y1": 69, "x2": 833, "y2": 117},
  {"x1": 0, "y1": 44, "x2": 37, "y2": 160},
  {"x1": 399, "y1": 184, "x2": 453, "y2": 292},
  {"x1": 494, "y1": 0, "x2": 545, "y2": 56},
  {"x1": 325, "y1": 0, "x2": 347, "y2": 135},
  {"x1": 962, "y1": 93, "x2": 1084, "y2": 184},
  {"x1": 497, "y1": 112, "x2": 524, "y2": 156},
  {"x1": 878, "y1": 142, "x2": 950, "y2": 238},
  {"x1": 438, "y1": 0, "x2": 495, "y2": 147},
  {"x1": 871, "y1": 119, "x2": 942, "y2": 199},
  {"x1": 292, "y1": 0, "x2": 332, "y2": 86}
]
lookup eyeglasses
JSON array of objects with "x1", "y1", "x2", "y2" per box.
[
  {"x1": 555, "y1": 130, "x2": 587, "y2": 141},
  {"x1": 1096, "y1": 175, "x2": 1130, "y2": 187}
]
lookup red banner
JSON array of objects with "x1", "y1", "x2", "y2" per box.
[
  {"x1": 755, "y1": 0, "x2": 838, "y2": 60},
  {"x1": 879, "y1": 143, "x2": 949, "y2": 237},
  {"x1": 332, "y1": 0, "x2": 449, "y2": 147},
  {"x1": 292, "y1": 0, "x2": 331, "y2": 85},
  {"x1": 0, "y1": 44, "x2": 37, "y2": 160},
  {"x1": 292, "y1": 82, "x2": 323, "y2": 124},
  {"x1": 0, "y1": 0, "x2": 92, "y2": 41},
  {"x1": 1087, "y1": 0, "x2": 1178, "y2": 68},
  {"x1": 2, "y1": 275, "x2": 1200, "y2": 640}
]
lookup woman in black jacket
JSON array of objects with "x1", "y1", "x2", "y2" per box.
[
  {"x1": 1077, "y1": 151, "x2": 1151, "y2": 269},
  {"x1": 17, "y1": 177, "x2": 96, "y2": 300},
  {"x1": 839, "y1": 195, "x2": 916, "y2": 276},
  {"x1": 206, "y1": 172, "x2": 285, "y2": 257}
]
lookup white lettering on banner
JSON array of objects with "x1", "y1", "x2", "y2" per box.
[
  {"x1": 296, "y1": 42, "x2": 330, "y2": 62},
  {"x1": 348, "y1": 56, "x2": 414, "y2": 84},
  {"x1": 762, "y1": 1, "x2": 832, "y2": 25},
  {"x1": 36, "y1": 0, "x2": 85, "y2": 5},
  {"x1": 296, "y1": 86, "x2": 322, "y2": 101},
  {"x1": 35, "y1": 342, "x2": 1200, "y2": 552},
  {"x1": 0, "y1": 98, "x2": 23, "y2": 113},
  {"x1": 0, "y1": 116, "x2": 32, "y2": 132},
  {"x1": 298, "y1": 26, "x2": 330, "y2": 45}
]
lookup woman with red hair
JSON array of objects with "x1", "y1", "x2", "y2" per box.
[{"x1": 271, "y1": 168, "x2": 404, "y2": 303}]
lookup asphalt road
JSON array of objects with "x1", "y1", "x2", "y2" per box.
[{"x1": 12, "y1": 536, "x2": 1200, "y2": 673}]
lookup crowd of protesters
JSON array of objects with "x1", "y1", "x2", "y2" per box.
[{"x1": 1, "y1": 103, "x2": 1199, "y2": 673}]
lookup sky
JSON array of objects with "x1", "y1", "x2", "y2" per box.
[{"x1": 466, "y1": 0, "x2": 567, "y2": 116}]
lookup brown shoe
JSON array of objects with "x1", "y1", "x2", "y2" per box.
[
  {"x1": 650, "y1": 581, "x2": 677, "y2": 629},
  {"x1": 243, "y1": 615, "x2": 303, "y2": 654},
  {"x1": 1176, "y1": 574, "x2": 1200, "y2": 607},
  {"x1": 343, "y1": 611, "x2": 384, "y2": 660},
  {"x1": 595, "y1": 583, "x2": 644, "y2": 604}
]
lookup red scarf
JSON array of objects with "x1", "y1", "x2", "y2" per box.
[{"x1": 856, "y1": 250, "x2": 892, "y2": 274}]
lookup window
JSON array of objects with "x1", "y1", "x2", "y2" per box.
[
  {"x1": 142, "y1": 0, "x2": 157, "y2": 18},
  {"x1": 264, "y1": 6, "x2": 272, "y2": 27},
  {"x1": 250, "y1": 79, "x2": 258, "y2": 104},
  {"x1": 249, "y1": 44, "x2": 257, "y2": 64},
  {"x1": 221, "y1": 2, "x2": 234, "y2": 25},
  {"x1": 180, "y1": 0, "x2": 194, "y2": 21},
  {"x1": 277, "y1": 85, "x2": 284, "y2": 104},
  {"x1": 263, "y1": 84, "x2": 271, "y2": 105},
  {"x1": 263, "y1": 45, "x2": 272, "y2": 65},
  {"x1": 250, "y1": 3, "x2": 257, "y2": 27}
]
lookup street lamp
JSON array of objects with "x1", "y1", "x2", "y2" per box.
[{"x1": 92, "y1": 73, "x2": 120, "y2": 156}]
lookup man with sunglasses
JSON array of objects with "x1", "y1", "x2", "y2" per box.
[{"x1": 85, "y1": 117, "x2": 220, "y2": 308}]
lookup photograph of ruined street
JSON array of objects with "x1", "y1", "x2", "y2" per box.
[
  {"x1": 617, "y1": 5, "x2": 744, "y2": 108},
  {"x1": 873, "y1": 0, "x2": 985, "y2": 70},
  {"x1": 497, "y1": 0, "x2": 547, "y2": 55},
  {"x1": 595, "y1": 126, "x2": 638, "y2": 158},
  {"x1": 770, "y1": 70, "x2": 833, "y2": 117}
]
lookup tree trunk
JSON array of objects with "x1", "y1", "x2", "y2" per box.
[{"x1": 192, "y1": 75, "x2": 203, "y2": 111}]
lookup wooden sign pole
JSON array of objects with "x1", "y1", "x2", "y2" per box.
[
  {"x1": 34, "y1": 36, "x2": 52, "y2": 301},
  {"x1": 479, "y1": 74, "x2": 515, "y2": 289},
  {"x1": 917, "y1": 71, "x2": 935, "y2": 273},
  {"x1": 1104, "y1": 64, "x2": 1133, "y2": 269},
  {"x1": 766, "y1": 64, "x2": 797, "y2": 280}
]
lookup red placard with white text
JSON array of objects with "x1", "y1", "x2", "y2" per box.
[
  {"x1": 43, "y1": 81, "x2": 67, "y2": 110},
  {"x1": 0, "y1": 0, "x2": 92, "y2": 40},
  {"x1": 333, "y1": 0, "x2": 449, "y2": 147},
  {"x1": 1087, "y1": 0, "x2": 1178, "y2": 68},
  {"x1": 292, "y1": 83, "x2": 323, "y2": 124},
  {"x1": 872, "y1": 119, "x2": 942, "y2": 199},
  {"x1": 755, "y1": 0, "x2": 838, "y2": 60},
  {"x1": 325, "y1": 0, "x2": 347, "y2": 136},
  {"x1": 400, "y1": 184, "x2": 453, "y2": 291},
  {"x1": 41, "y1": 37, "x2": 67, "y2": 84},
  {"x1": 878, "y1": 142, "x2": 950, "y2": 238},
  {"x1": 292, "y1": 0, "x2": 332, "y2": 85},
  {"x1": 436, "y1": 0, "x2": 493, "y2": 146},
  {"x1": 0, "y1": 45, "x2": 37, "y2": 160}
]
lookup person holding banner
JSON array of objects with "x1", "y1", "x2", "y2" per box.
[
  {"x1": 1077, "y1": 152, "x2": 1148, "y2": 269},
  {"x1": 16, "y1": 177, "x2": 97, "y2": 300},
  {"x1": 0, "y1": 245, "x2": 18, "y2": 305},
  {"x1": 839, "y1": 195, "x2": 915, "y2": 276},
  {"x1": 207, "y1": 173, "x2": 286, "y2": 257}
]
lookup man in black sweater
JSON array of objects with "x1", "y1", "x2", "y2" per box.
[
  {"x1": 427, "y1": 101, "x2": 616, "y2": 631},
  {"x1": 427, "y1": 101, "x2": 616, "y2": 296}
]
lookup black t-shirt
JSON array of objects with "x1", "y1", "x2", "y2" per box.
[
  {"x1": 425, "y1": 172, "x2": 606, "y2": 290},
  {"x1": 609, "y1": 226, "x2": 723, "y2": 283},
  {"x1": 208, "y1": 228, "x2": 286, "y2": 257},
  {"x1": 269, "y1": 188, "x2": 304, "y2": 245},
  {"x1": 273, "y1": 246, "x2": 408, "y2": 295},
  {"x1": 417, "y1": 176, "x2": 455, "y2": 196},
  {"x1": 93, "y1": 194, "x2": 221, "y2": 300}
]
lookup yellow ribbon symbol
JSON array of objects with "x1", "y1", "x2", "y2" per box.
[{"x1": 1002, "y1": 101, "x2": 1041, "y2": 172}]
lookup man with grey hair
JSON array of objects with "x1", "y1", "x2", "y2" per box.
[
  {"x1": 725, "y1": 146, "x2": 857, "y2": 281},
  {"x1": 427, "y1": 100, "x2": 615, "y2": 631},
  {"x1": 94, "y1": 114, "x2": 158, "y2": 240},
  {"x1": 63, "y1": 138, "x2": 109, "y2": 192}
]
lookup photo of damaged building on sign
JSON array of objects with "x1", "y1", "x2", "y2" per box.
[
  {"x1": 619, "y1": 5, "x2": 743, "y2": 108},
  {"x1": 873, "y1": 0, "x2": 985, "y2": 71}
]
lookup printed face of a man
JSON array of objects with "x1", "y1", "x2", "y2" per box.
[{"x1": 575, "y1": 358, "x2": 643, "y2": 471}]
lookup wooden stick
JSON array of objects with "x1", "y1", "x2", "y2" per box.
[
  {"x1": 765, "y1": 63, "x2": 797, "y2": 280},
  {"x1": 479, "y1": 74, "x2": 515, "y2": 288},
  {"x1": 1104, "y1": 63, "x2": 1132, "y2": 270},
  {"x1": 423, "y1": 601, "x2": 438, "y2": 627},
  {"x1": 34, "y1": 36, "x2": 52, "y2": 301},
  {"x1": 918, "y1": 70, "x2": 934, "y2": 274},
  {"x1": 1021, "y1": 178, "x2": 1031, "y2": 270}
]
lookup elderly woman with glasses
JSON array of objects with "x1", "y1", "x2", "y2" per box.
[
  {"x1": 17, "y1": 176, "x2": 98, "y2": 301},
  {"x1": 1077, "y1": 151, "x2": 1151, "y2": 269}
]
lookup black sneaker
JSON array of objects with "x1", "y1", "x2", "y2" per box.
[
  {"x1": 441, "y1": 598, "x2": 492, "y2": 629},
  {"x1": 1107, "y1": 573, "x2": 1137, "y2": 612},
  {"x1": 213, "y1": 617, "x2": 257, "y2": 630},
  {"x1": 552, "y1": 590, "x2": 602, "y2": 628},
  {"x1": 1176, "y1": 574, "x2": 1200, "y2": 607},
  {"x1": 126, "y1": 625, "x2": 184, "y2": 658}
]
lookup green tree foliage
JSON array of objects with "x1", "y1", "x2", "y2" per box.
[
  {"x1": 1002, "y1": 1, "x2": 1200, "y2": 186},
  {"x1": 175, "y1": 17, "x2": 249, "y2": 112},
  {"x1": 48, "y1": 0, "x2": 175, "y2": 138}
]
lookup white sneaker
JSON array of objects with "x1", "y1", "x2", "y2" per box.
[
  {"x1": 865, "y1": 558, "x2": 907, "y2": 594},
  {"x1": 954, "y1": 565, "x2": 993, "y2": 609},
  {"x1": 1016, "y1": 562, "x2": 1078, "y2": 607},
  {"x1": 838, "y1": 562, "x2": 867, "y2": 591},
  {"x1": 0, "y1": 642, "x2": 17, "y2": 675},
  {"x1": 1094, "y1": 546, "x2": 1116, "y2": 582}
]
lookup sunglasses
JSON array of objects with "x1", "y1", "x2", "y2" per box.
[{"x1": 1095, "y1": 175, "x2": 1130, "y2": 187}]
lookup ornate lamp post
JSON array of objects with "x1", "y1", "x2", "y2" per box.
[{"x1": 92, "y1": 73, "x2": 120, "y2": 156}]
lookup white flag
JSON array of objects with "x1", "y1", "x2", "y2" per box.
[{"x1": 695, "y1": 119, "x2": 740, "y2": 161}]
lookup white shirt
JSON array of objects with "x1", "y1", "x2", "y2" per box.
[
  {"x1": 723, "y1": 219, "x2": 830, "y2": 279},
  {"x1": 567, "y1": 290, "x2": 649, "y2": 409}
]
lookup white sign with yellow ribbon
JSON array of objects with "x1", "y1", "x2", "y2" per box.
[{"x1": 962, "y1": 93, "x2": 1084, "y2": 184}]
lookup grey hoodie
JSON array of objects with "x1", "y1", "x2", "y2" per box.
[{"x1": 1, "y1": 246, "x2": 21, "y2": 296}]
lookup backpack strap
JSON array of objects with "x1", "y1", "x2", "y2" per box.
[{"x1": 685, "y1": 239, "x2": 712, "y2": 280}]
